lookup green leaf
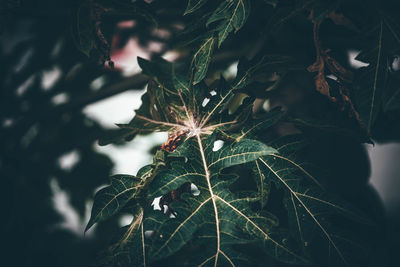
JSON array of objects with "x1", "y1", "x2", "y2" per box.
[
  {"x1": 98, "y1": 128, "x2": 137, "y2": 146},
  {"x1": 97, "y1": 58, "x2": 182, "y2": 145},
  {"x1": 265, "y1": 0, "x2": 313, "y2": 33},
  {"x1": 199, "y1": 75, "x2": 236, "y2": 126},
  {"x1": 192, "y1": 36, "x2": 216, "y2": 84},
  {"x1": 207, "y1": 0, "x2": 250, "y2": 47},
  {"x1": 258, "y1": 136, "x2": 373, "y2": 266},
  {"x1": 103, "y1": 207, "x2": 146, "y2": 267},
  {"x1": 172, "y1": 73, "x2": 209, "y2": 117},
  {"x1": 235, "y1": 108, "x2": 285, "y2": 141},
  {"x1": 85, "y1": 2, "x2": 385, "y2": 266},
  {"x1": 234, "y1": 55, "x2": 299, "y2": 90},
  {"x1": 110, "y1": 79, "x2": 178, "y2": 141},
  {"x1": 184, "y1": 0, "x2": 209, "y2": 15},
  {"x1": 145, "y1": 134, "x2": 309, "y2": 265},
  {"x1": 354, "y1": 15, "x2": 400, "y2": 131},
  {"x1": 252, "y1": 159, "x2": 271, "y2": 208},
  {"x1": 138, "y1": 57, "x2": 174, "y2": 88},
  {"x1": 85, "y1": 175, "x2": 144, "y2": 232},
  {"x1": 354, "y1": 21, "x2": 387, "y2": 132}
]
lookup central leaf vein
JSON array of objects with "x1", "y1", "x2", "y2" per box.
[{"x1": 196, "y1": 134, "x2": 221, "y2": 267}]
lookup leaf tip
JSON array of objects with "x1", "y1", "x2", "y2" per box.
[{"x1": 84, "y1": 220, "x2": 94, "y2": 233}]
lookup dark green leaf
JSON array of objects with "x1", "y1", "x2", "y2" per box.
[
  {"x1": 86, "y1": 175, "x2": 144, "y2": 231},
  {"x1": 192, "y1": 36, "x2": 216, "y2": 84},
  {"x1": 234, "y1": 55, "x2": 300, "y2": 90},
  {"x1": 144, "y1": 134, "x2": 308, "y2": 265},
  {"x1": 207, "y1": 0, "x2": 251, "y2": 47},
  {"x1": 258, "y1": 136, "x2": 373, "y2": 266},
  {"x1": 354, "y1": 21, "x2": 387, "y2": 131},
  {"x1": 184, "y1": 0, "x2": 209, "y2": 15},
  {"x1": 103, "y1": 207, "x2": 146, "y2": 267}
]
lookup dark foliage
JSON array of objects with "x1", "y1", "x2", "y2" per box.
[{"x1": 2, "y1": 0, "x2": 400, "y2": 267}]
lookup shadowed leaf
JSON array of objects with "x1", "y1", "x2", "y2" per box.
[{"x1": 86, "y1": 175, "x2": 144, "y2": 231}]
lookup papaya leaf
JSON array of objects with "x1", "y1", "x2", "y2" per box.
[
  {"x1": 199, "y1": 75, "x2": 236, "y2": 127},
  {"x1": 98, "y1": 82, "x2": 176, "y2": 145},
  {"x1": 234, "y1": 55, "x2": 300, "y2": 90},
  {"x1": 265, "y1": 0, "x2": 313, "y2": 33},
  {"x1": 192, "y1": 36, "x2": 216, "y2": 84},
  {"x1": 252, "y1": 159, "x2": 271, "y2": 208},
  {"x1": 98, "y1": 59, "x2": 183, "y2": 145},
  {"x1": 86, "y1": 151, "x2": 166, "y2": 232},
  {"x1": 85, "y1": 1, "x2": 386, "y2": 266},
  {"x1": 354, "y1": 21, "x2": 387, "y2": 132},
  {"x1": 144, "y1": 134, "x2": 309, "y2": 265},
  {"x1": 235, "y1": 108, "x2": 285, "y2": 141},
  {"x1": 354, "y1": 15, "x2": 400, "y2": 131},
  {"x1": 86, "y1": 175, "x2": 145, "y2": 232},
  {"x1": 103, "y1": 207, "x2": 146, "y2": 267},
  {"x1": 258, "y1": 136, "x2": 374, "y2": 266},
  {"x1": 207, "y1": 0, "x2": 250, "y2": 47}
]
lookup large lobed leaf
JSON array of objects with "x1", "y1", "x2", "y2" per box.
[
  {"x1": 86, "y1": 152, "x2": 165, "y2": 232},
  {"x1": 258, "y1": 136, "x2": 373, "y2": 266},
  {"x1": 143, "y1": 134, "x2": 309, "y2": 266}
]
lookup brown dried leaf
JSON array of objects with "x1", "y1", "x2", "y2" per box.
[
  {"x1": 307, "y1": 61, "x2": 320, "y2": 72},
  {"x1": 315, "y1": 70, "x2": 330, "y2": 96},
  {"x1": 323, "y1": 53, "x2": 353, "y2": 83},
  {"x1": 308, "y1": 21, "x2": 331, "y2": 97}
]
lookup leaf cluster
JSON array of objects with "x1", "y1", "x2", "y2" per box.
[{"x1": 84, "y1": 0, "x2": 400, "y2": 266}]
